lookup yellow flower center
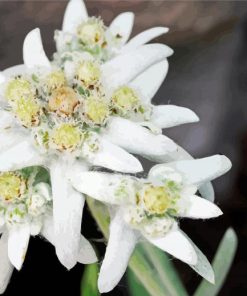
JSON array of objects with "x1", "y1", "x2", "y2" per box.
[
  {"x1": 84, "y1": 96, "x2": 109, "y2": 124},
  {"x1": 0, "y1": 172, "x2": 26, "y2": 202},
  {"x1": 77, "y1": 20, "x2": 105, "y2": 46},
  {"x1": 14, "y1": 97, "x2": 40, "y2": 127},
  {"x1": 45, "y1": 71, "x2": 66, "y2": 91},
  {"x1": 5, "y1": 78, "x2": 34, "y2": 103},
  {"x1": 52, "y1": 124, "x2": 82, "y2": 151},
  {"x1": 142, "y1": 185, "x2": 171, "y2": 215},
  {"x1": 76, "y1": 60, "x2": 101, "y2": 86},
  {"x1": 49, "y1": 86, "x2": 79, "y2": 116},
  {"x1": 112, "y1": 86, "x2": 139, "y2": 114}
]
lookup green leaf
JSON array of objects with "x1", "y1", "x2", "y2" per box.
[
  {"x1": 194, "y1": 228, "x2": 238, "y2": 296},
  {"x1": 141, "y1": 242, "x2": 188, "y2": 296},
  {"x1": 127, "y1": 268, "x2": 150, "y2": 296},
  {"x1": 81, "y1": 263, "x2": 100, "y2": 296}
]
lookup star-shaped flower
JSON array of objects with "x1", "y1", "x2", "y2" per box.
[
  {"x1": 70, "y1": 155, "x2": 232, "y2": 293},
  {"x1": 55, "y1": 0, "x2": 169, "y2": 61},
  {"x1": 0, "y1": 27, "x2": 193, "y2": 270},
  {"x1": 0, "y1": 168, "x2": 97, "y2": 294}
]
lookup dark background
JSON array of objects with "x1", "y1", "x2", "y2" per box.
[{"x1": 1, "y1": 1, "x2": 247, "y2": 295}]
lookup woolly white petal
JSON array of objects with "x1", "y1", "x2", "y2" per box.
[
  {"x1": 0, "y1": 232, "x2": 13, "y2": 294},
  {"x1": 102, "y1": 44, "x2": 173, "y2": 90},
  {"x1": 2, "y1": 65, "x2": 26, "y2": 78},
  {"x1": 98, "y1": 212, "x2": 138, "y2": 293},
  {"x1": 151, "y1": 105, "x2": 199, "y2": 129},
  {"x1": 0, "y1": 131, "x2": 27, "y2": 154},
  {"x1": 42, "y1": 214, "x2": 97, "y2": 265},
  {"x1": 182, "y1": 231, "x2": 215, "y2": 284},
  {"x1": 70, "y1": 171, "x2": 127, "y2": 204},
  {"x1": 146, "y1": 145, "x2": 215, "y2": 201},
  {"x1": 90, "y1": 138, "x2": 143, "y2": 173},
  {"x1": 107, "y1": 12, "x2": 134, "y2": 45},
  {"x1": 146, "y1": 227, "x2": 197, "y2": 265},
  {"x1": 122, "y1": 27, "x2": 169, "y2": 52},
  {"x1": 129, "y1": 60, "x2": 168, "y2": 104},
  {"x1": 0, "y1": 140, "x2": 44, "y2": 171},
  {"x1": 149, "y1": 155, "x2": 232, "y2": 186},
  {"x1": 0, "y1": 110, "x2": 15, "y2": 130},
  {"x1": 77, "y1": 236, "x2": 97, "y2": 264},
  {"x1": 179, "y1": 195, "x2": 223, "y2": 219},
  {"x1": 8, "y1": 225, "x2": 30, "y2": 270},
  {"x1": 50, "y1": 159, "x2": 85, "y2": 270},
  {"x1": 62, "y1": 0, "x2": 88, "y2": 33},
  {"x1": 23, "y1": 28, "x2": 51, "y2": 69},
  {"x1": 103, "y1": 117, "x2": 177, "y2": 157}
]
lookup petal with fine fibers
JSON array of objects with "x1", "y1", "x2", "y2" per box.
[
  {"x1": 151, "y1": 105, "x2": 199, "y2": 129},
  {"x1": 178, "y1": 195, "x2": 223, "y2": 219},
  {"x1": 102, "y1": 44, "x2": 173, "y2": 90},
  {"x1": 89, "y1": 137, "x2": 143, "y2": 173},
  {"x1": 8, "y1": 225, "x2": 30, "y2": 270},
  {"x1": 98, "y1": 212, "x2": 138, "y2": 293},
  {"x1": 0, "y1": 72, "x2": 5, "y2": 84},
  {"x1": 149, "y1": 155, "x2": 232, "y2": 187},
  {"x1": 41, "y1": 214, "x2": 97, "y2": 264},
  {"x1": 103, "y1": 117, "x2": 177, "y2": 156},
  {"x1": 0, "y1": 232, "x2": 14, "y2": 294},
  {"x1": 62, "y1": 0, "x2": 88, "y2": 34},
  {"x1": 2, "y1": 65, "x2": 26, "y2": 79},
  {"x1": 0, "y1": 140, "x2": 44, "y2": 171},
  {"x1": 146, "y1": 227, "x2": 197, "y2": 265},
  {"x1": 129, "y1": 60, "x2": 168, "y2": 104},
  {"x1": 0, "y1": 131, "x2": 26, "y2": 154},
  {"x1": 107, "y1": 12, "x2": 134, "y2": 45},
  {"x1": 70, "y1": 171, "x2": 132, "y2": 205},
  {"x1": 122, "y1": 27, "x2": 169, "y2": 52},
  {"x1": 182, "y1": 231, "x2": 215, "y2": 284},
  {"x1": 0, "y1": 110, "x2": 15, "y2": 130},
  {"x1": 23, "y1": 28, "x2": 51, "y2": 69},
  {"x1": 50, "y1": 159, "x2": 85, "y2": 270},
  {"x1": 77, "y1": 236, "x2": 98, "y2": 264},
  {"x1": 146, "y1": 144, "x2": 215, "y2": 201}
]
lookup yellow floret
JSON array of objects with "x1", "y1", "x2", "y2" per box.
[
  {"x1": 112, "y1": 86, "x2": 140, "y2": 115},
  {"x1": 0, "y1": 172, "x2": 26, "y2": 202},
  {"x1": 77, "y1": 19, "x2": 105, "y2": 46},
  {"x1": 52, "y1": 124, "x2": 82, "y2": 151},
  {"x1": 14, "y1": 97, "x2": 40, "y2": 127},
  {"x1": 76, "y1": 60, "x2": 101, "y2": 86},
  {"x1": 45, "y1": 71, "x2": 66, "y2": 91},
  {"x1": 49, "y1": 86, "x2": 79, "y2": 116},
  {"x1": 5, "y1": 78, "x2": 34, "y2": 103},
  {"x1": 84, "y1": 96, "x2": 109, "y2": 125},
  {"x1": 142, "y1": 185, "x2": 171, "y2": 215}
]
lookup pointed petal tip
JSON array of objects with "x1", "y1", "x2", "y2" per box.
[
  {"x1": 23, "y1": 28, "x2": 50, "y2": 69},
  {"x1": 56, "y1": 250, "x2": 77, "y2": 270}
]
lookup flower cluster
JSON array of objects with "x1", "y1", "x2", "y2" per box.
[{"x1": 0, "y1": 0, "x2": 232, "y2": 294}]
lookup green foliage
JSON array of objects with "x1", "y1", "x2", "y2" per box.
[
  {"x1": 194, "y1": 228, "x2": 237, "y2": 296},
  {"x1": 81, "y1": 263, "x2": 100, "y2": 296}
]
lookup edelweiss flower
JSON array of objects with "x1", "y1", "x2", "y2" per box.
[
  {"x1": 0, "y1": 168, "x2": 97, "y2": 294},
  {"x1": 55, "y1": 0, "x2": 169, "y2": 61},
  {"x1": 0, "y1": 28, "x2": 187, "y2": 269},
  {"x1": 70, "y1": 155, "x2": 232, "y2": 293}
]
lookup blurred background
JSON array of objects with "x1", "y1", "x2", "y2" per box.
[{"x1": 0, "y1": 1, "x2": 247, "y2": 295}]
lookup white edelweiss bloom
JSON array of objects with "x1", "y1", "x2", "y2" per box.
[
  {"x1": 54, "y1": 0, "x2": 169, "y2": 62},
  {"x1": 0, "y1": 169, "x2": 97, "y2": 294},
  {"x1": 0, "y1": 28, "x2": 177, "y2": 270},
  {"x1": 70, "y1": 154, "x2": 232, "y2": 293}
]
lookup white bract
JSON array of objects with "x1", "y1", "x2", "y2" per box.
[
  {"x1": 0, "y1": 168, "x2": 97, "y2": 294},
  {"x1": 55, "y1": 0, "x2": 169, "y2": 62},
  {"x1": 70, "y1": 155, "x2": 232, "y2": 293},
  {"x1": 0, "y1": 27, "x2": 192, "y2": 270}
]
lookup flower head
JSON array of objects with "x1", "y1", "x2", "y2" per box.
[{"x1": 70, "y1": 155, "x2": 232, "y2": 293}]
